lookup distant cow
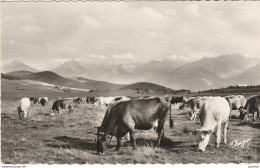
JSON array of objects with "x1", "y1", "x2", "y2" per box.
[
  {"x1": 168, "y1": 96, "x2": 184, "y2": 117},
  {"x1": 180, "y1": 97, "x2": 214, "y2": 121},
  {"x1": 51, "y1": 99, "x2": 74, "y2": 116},
  {"x1": 195, "y1": 97, "x2": 230, "y2": 152},
  {"x1": 170, "y1": 96, "x2": 184, "y2": 105},
  {"x1": 34, "y1": 97, "x2": 48, "y2": 106},
  {"x1": 115, "y1": 96, "x2": 131, "y2": 102},
  {"x1": 73, "y1": 97, "x2": 82, "y2": 104},
  {"x1": 17, "y1": 97, "x2": 31, "y2": 119},
  {"x1": 114, "y1": 97, "x2": 123, "y2": 102},
  {"x1": 241, "y1": 95, "x2": 260, "y2": 122},
  {"x1": 224, "y1": 95, "x2": 246, "y2": 119},
  {"x1": 94, "y1": 97, "x2": 116, "y2": 107},
  {"x1": 96, "y1": 97, "x2": 172, "y2": 154},
  {"x1": 86, "y1": 97, "x2": 96, "y2": 104}
]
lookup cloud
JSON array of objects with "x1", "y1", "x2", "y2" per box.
[
  {"x1": 1, "y1": 2, "x2": 260, "y2": 70},
  {"x1": 89, "y1": 55, "x2": 107, "y2": 59},
  {"x1": 80, "y1": 15, "x2": 102, "y2": 28},
  {"x1": 112, "y1": 53, "x2": 136, "y2": 60}
]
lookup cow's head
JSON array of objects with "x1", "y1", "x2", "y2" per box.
[
  {"x1": 195, "y1": 129, "x2": 213, "y2": 152},
  {"x1": 68, "y1": 106, "x2": 74, "y2": 115},
  {"x1": 179, "y1": 98, "x2": 190, "y2": 110},
  {"x1": 50, "y1": 110, "x2": 55, "y2": 116},
  {"x1": 17, "y1": 107, "x2": 26, "y2": 119},
  {"x1": 239, "y1": 108, "x2": 248, "y2": 122},
  {"x1": 34, "y1": 99, "x2": 39, "y2": 104},
  {"x1": 96, "y1": 127, "x2": 111, "y2": 154}
]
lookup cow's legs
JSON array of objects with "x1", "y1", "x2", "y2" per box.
[
  {"x1": 18, "y1": 112, "x2": 22, "y2": 119},
  {"x1": 215, "y1": 123, "x2": 221, "y2": 148},
  {"x1": 223, "y1": 121, "x2": 228, "y2": 144},
  {"x1": 115, "y1": 137, "x2": 122, "y2": 151},
  {"x1": 157, "y1": 127, "x2": 164, "y2": 147},
  {"x1": 252, "y1": 112, "x2": 256, "y2": 122},
  {"x1": 193, "y1": 111, "x2": 197, "y2": 121},
  {"x1": 127, "y1": 129, "x2": 136, "y2": 150}
]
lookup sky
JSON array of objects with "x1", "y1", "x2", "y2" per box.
[{"x1": 2, "y1": 2, "x2": 260, "y2": 70}]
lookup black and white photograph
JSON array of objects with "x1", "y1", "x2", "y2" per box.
[{"x1": 1, "y1": 1, "x2": 260, "y2": 165}]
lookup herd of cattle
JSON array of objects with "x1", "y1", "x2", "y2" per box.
[{"x1": 16, "y1": 94, "x2": 260, "y2": 153}]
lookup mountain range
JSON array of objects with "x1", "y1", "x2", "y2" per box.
[
  {"x1": 2, "y1": 54, "x2": 259, "y2": 91},
  {"x1": 2, "y1": 60, "x2": 38, "y2": 73}
]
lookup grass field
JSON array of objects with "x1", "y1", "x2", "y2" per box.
[{"x1": 1, "y1": 94, "x2": 260, "y2": 164}]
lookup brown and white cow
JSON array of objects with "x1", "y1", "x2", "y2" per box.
[
  {"x1": 34, "y1": 97, "x2": 48, "y2": 106},
  {"x1": 224, "y1": 95, "x2": 246, "y2": 119},
  {"x1": 180, "y1": 96, "x2": 214, "y2": 121},
  {"x1": 96, "y1": 97, "x2": 172, "y2": 154},
  {"x1": 51, "y1": 99, "x2": 74, "y2": 116}
]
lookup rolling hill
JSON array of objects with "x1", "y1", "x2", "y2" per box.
[
  {"x1": 3, "y1": 71, "x2": 125, "y2": 91},
  {"x1": 119, "y1": 82, "x2": 172, "y2": 91},
  {"x1": 73, "y1": 77, "x2": 125, "y2": 90},
  {"x1": 22, "y1": 71, "x2": 92, "y2": 89},
  {"x1": 2, "y1": 60, "x2": 38, "y2": 73},
  {"x1": 6, "y1": 70, "x2": 34, "y2": 78},
  {"x1": 1, "y1": 73, "x2": 21, "y2": 80}
]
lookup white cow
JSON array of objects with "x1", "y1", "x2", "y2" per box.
[
  {"x1": 196, "y1": 97, "x2": 230, "y2": 152},
  {"x1": 225, "y1": 95, "x2": 247, "y2": 119},
  {"x1": 17, "y1": 97, "x2": 31, "y2": 119},
  {"x1": 94, "y1": 97, "x2": 116, "y2": 107}
]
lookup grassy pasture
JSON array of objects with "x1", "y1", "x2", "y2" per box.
[{"x1": 1, "y1": 95, "x2": 260, "y2": 164}]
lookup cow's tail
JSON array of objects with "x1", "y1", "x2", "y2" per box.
[{"x1": 169, "y1": 103, "x2": 173, "y2": 128}]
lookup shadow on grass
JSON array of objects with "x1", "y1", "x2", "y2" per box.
[
  {"x1": 123, "y1": 136, "x2": 184, "y2": 150},
  {"x1": 46, "y1": 136, "x2": 96, "y2": 151},
  {"x1": 236, "y1": 121, "x2": 260, "y2": 129}
]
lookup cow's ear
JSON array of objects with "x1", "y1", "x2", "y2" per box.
[
  {"x1": 192, "y1": 129, "x2": 200, "y2": 135},
  {"x1": 207, "y1": 130, "x2": 213, "y2": 134}
]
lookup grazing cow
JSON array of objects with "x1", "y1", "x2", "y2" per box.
[
  {"x1": 114, "y1": 97, "x2": 123, "y2": 102},
  {"x1": 170, "y1": 96, "x2": 184, "y2": 105},
  {"x1": 17, "y1": 97, "x2": 31, "y2": 119},
  {"x1": 96, "y1": 97, "x2": 172, "y2": 154},
  {"x1": 169, "y1": 96, "x2": 184, "y2": 118},
  {"x1": 34, "y1": 97, "x2": 48, "y2": 106},
  {"x1": 73, "y1": 97, "x2": 82, "y2": 104},
  {"x1": 195, "y1": 97, "x2": 230, "y2": 152},
  {"x1": 86, "y1": 97, "x2": 96, "y2": 104},
  {"x1": 224, "y1": 95, "x2": 247, "y2": 119},
  {"x1": 127, "y1": 96, "x2": 139, "y2": 100},
  {"x1": 115, "y1": 96, "x2": 131, "y2": 102},
  {"x1": 51, "y1": 99, "x2": 74, "y2": 116},
  {"x1": 241, "y1": 95, "x2": 260, "y2": 122},
  {"x1": 94, "y1": 97, "x2": 116, "y2": 107},
  {"x1": 81, "y1": 97, "x2": 87, "y2": 104}
]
